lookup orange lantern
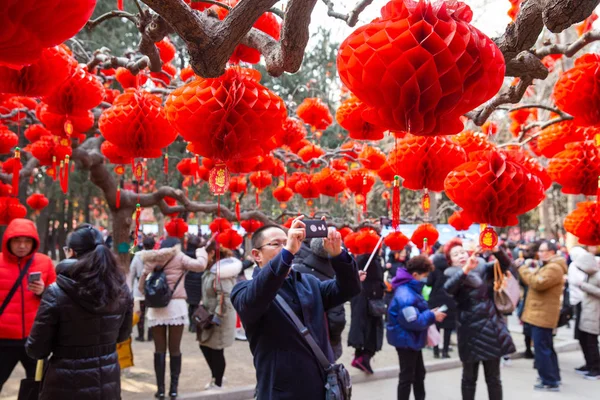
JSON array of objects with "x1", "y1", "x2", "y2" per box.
[
  {"x1": 296, "y1": 98, "x2": 333, "y2": 130},
  {"x1": 313, "y1": 168, "x2": 346, "y2": 197},
  {"x1": 384, "y1": 231, "x2": 410, "y2": 251},
  {"x1": 547, "y1": 140, "x2": 600, "y2": 196},
  {"x1": 411, "y1": 223, "x2": 439, "y2": 249},
  {"x1": 336, "y1": 96, "x2": 385, "y2": 141},
  {"x1": 554, "y1": 54, "x2": 600, "y2": 126},
  {"x1": 359, "y1": 146, "x2": 386, "y2": 171},
  {"x1": 564, "y1": 201, "x2": 600, "y2": 245},
  {"x1": 448, "y1": 210, "x2": 473, "y2": 231}
]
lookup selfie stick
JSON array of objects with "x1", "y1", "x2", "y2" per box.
[{"x1": 362, "y1": 235, "x2": 385, "y2": 272}]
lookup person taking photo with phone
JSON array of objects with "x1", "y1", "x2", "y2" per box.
[
  {"x1": 231, "y1": 217, "x2": 361, "y2": 400},
  {"x1": 0, "y1": 218, "x2": 55, "y2": 394}
]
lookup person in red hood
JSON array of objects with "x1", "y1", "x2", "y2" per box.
[{"x1": 0, "y1": 218, "x2": 55, "y2": 393}]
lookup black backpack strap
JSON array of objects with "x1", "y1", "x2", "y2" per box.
[
  {"x1": 0, "y1": 257, "x2": 35, "y2": 316},
  {"x1": 275, "y1": 294, "x2": 331, "y2": 371}
]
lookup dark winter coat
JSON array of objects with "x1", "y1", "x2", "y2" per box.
[
  {"x1": 232, "y1": 249, "x2": 360, "y2": 400},
  {"x1": 444, "y1": 250, "x2": 516, "y2": 363},
  {"x1": 25, "y1": 275, "x2": 133, "y2": 400},
  {"x1": 348, "y1": 254, "x2": 385, "y2": 353},
  {"x1": 184, "y1": 246, "x2": 204, "y2": 305},
  {"x1": 427, "y1": 254, "x2": 457, "y2": 330},
  {"x1": 387, "y1": 268, "x2": 435, "y2": 350}
]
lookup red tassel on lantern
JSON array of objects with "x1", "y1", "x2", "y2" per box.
[
  {"x1": 59, "y1": 155, "x2": 70, "y2": 193},
  {"x1": 392, "y1": 175, "x2": 401, "y2": 230},
  {"x1": 255, "y1": 189, "x2": 261, "y2": 208},
  {"x1": 164, "y1": 153, "x2": 169, "y2": 175},
  {"x1": 235, "y1": 198, "x2": 241, "y2": 221},
  {"x1": 116, "y1": 186, "x2": 121, "y2": 209},
  {"x1": 117, "y1": 0, "x2": 124, "y2": 11},
  {"x1": 133, "y1": 204, "x2": 141, "y2": 246},
  {"x1": 51, "y1": 156, "x2": 57, "y2": 181},
  {"x1": 12, "y1": 148, "x2": 21, "y2": 197}
]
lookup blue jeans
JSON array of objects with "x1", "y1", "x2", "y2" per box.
[{"x1": 532, "y1": 326, "x2": 560, "y2": 385}]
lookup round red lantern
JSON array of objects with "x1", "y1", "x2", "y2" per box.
[
  {"x1": 176, "y1": 158, "x2": 199, "y2": 177},
  {"x1": 448, "y1": 210, "x2": 473, "y2": 231},
  {"x1": 538, "y1": 121, "x2": 598, "y2": 158},
  {"x1": 411, "y1": 223, "x2": 439, "y2": 249},
  {"x1": 384, "y1": 231, "x2": 410, "y2": 251},
  {"x1": 338, "y1": 226, "x2": 353, "y2": 240},
  {"x1": 287, "y1": 172, "x2": 306, "y2": 192},
  {"x1": 26, "y1": 193, "x2": 49, "y2": 210},
  {"x1": 165, "y1": 218, "x2": 189, "y2": 238},
  {"x1": 225, "y1": 156, "x2": 261, "y2": 174},
  {"x1": 217, "y1": 228, "x2": 244, "y2": 250},
  {"x1": 377, "y1": 162, "x2": 396, "y2": 182},
  {"x1": 0, "y1": 183, "x2": 12, "y2": 197},
  {"x1": 44, "y1": 66, "x2": 104, "y2": 115},
  {"x1": 30, "y1": 136, "x2": 72, "y2": 166},
  {"x1": 156, "y1": 38, "x2": 176, "y2": 63},
  {"x1": 452, "y1": 130, "x2": 495, "y2": 154},
  {"x1": 554, "y1": 54, "x2": 600, "y2": 126},
  {"x1": 37, "y1": 103, "x2": 95, "y2": 138},
  {"x1": 359, "y1": 146, "x2": 386, "y2": 171},
  {"x1": 313, "y1": 168, "x2": 346, "y2": 197},
  {"x1": 295, "y1": 175, "x2": 320, "y2": 199},
  {"x1": 249, "y1": 171, "x2": 273, "y2": 191},
  {"x1": 345, "y1": 169, "x2": 375, "y2": 195},
  {"x1": 241, "y1": 219, "x2": 264, "y2": 234},
  {"x1": 0, "y1": 197, "x2": 27, "y2": 225},
  {"x1": 209, "y1": 218, "x2": 233, "y2": 234},
  {"x1": 276, "y1": 117, "x2": 307, "y2": 148},
  {"x1": 547, "y1": 140, "x2": 600, "y2": 196},
  {"x1": 564, "y1": 201, "x2": 600, "y2": 246},
  {"x1": 337, "y1": 0, "x2": 505, "y2": 135},
  {"x1": 332, "y1": 158, "x2": 349, "y2": 172},
  {"x1": 24, "y1": 125, "x2": 51, "y2": 143},
  {"x1": 296, "y1": 98, "x2": 333, "y2": 130},
  {"x1": 336, "y1": 96, "x2": 385, "y2": 141},
  {"x1": 503, "y1": 148, "x2": 552, "y2": 190},
  {"x1": 343, "y1": 231, "x2": 360, "y2": 254},
  {"x1": 0, "y1": 125, "x2": 18, "y2": 154},
  {"x1": 115, "y1": 67, "x2": 148, "y2": 89},
  {"x1": 298, "y1": 144, "x2": 326, "y2": 164},
  {"x1": 354, "y1": 229, "x2": 381, "y2": 255},
  {"x1": 101, "y1": 141, "x2": 133, "y2": 165},
  {"x1": 273, "y1": 185, "x2": 294, "y2": 203},
  {"x1": 229, "y1": 176, "x2": 248, "y2": 194}
]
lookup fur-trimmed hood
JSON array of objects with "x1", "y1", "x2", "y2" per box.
[
  {"x1": 209, "y1": 257, "x2": 243, "y2": 279},
  {"x1": 140, "y1": 245, "x2": 181, "y2": 267}
]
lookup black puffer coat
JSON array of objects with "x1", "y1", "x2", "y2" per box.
[
  {"x1": 26, "y1": 275, "x2": 133, "y2": 400},
  {"x1": 184, "y1": 246, "x2": 203, "y2": 305},
  {"x1": 444, "y1": 250, "x2": 516, "y2": 363},
  {"x1": 427, "y1": 254, "x2": 457, "y2": 330}
]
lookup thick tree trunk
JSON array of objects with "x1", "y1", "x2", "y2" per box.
[{"x1": 110, "y1": 206, "x2": 134, "y2": 272}]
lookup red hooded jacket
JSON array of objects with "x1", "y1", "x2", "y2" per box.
[{"x1": 0, "y1": 218, "x2": 56, "y2": 343}]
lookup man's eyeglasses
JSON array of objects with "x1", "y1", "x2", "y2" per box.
[{"x1": 256, "y1": 241, "x2": 287, "y2": 250}]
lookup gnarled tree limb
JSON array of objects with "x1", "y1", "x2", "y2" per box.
[{"x1": 321, "y1": 0, "x2": 375, "y2": 27}]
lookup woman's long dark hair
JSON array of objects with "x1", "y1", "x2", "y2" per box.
[
  {"x1": 67, "y1": 224, "x2": 125, "y2": 306},
  {"x1": 206, "y1": 240, "x2": 232, "y2": 267}
]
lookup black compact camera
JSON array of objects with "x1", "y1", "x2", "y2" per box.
[{"x1": 304, "y1": 219, "x2": 328, "y2": 239}]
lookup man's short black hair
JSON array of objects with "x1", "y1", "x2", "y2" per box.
[
  {"x1": 406, "y1": 255, "x2": 434, "y2": 275},
  {"x1": 142, "y1": 236, "x2": 155, "y2": 250},
  {"x1": 540, "y1": 240, "x2": 558, "y2": 253},
  {"x1": 251, "y1": 225, "x2": 285, "y2": 249}
]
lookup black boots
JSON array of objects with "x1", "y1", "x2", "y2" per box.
[
  {"x1": 154, "y1": 353, "x2": 166, "y2": 399},
  {"x1": 169, "y1": 354, "x2": 182, "y2": 399}
]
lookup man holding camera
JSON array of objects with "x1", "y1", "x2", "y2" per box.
[
  {"x1": 231, "y1": 216, "x2": 361, "y2": 399},
  {"x1": 0, "y1": 218, "x2": 55, "y2": 393}
]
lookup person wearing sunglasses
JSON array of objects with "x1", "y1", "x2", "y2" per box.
[{"x1": 231, "y1": 216, "x2": 361, "y2": 400}]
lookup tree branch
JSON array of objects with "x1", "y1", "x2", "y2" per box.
[
  {"x1": 321, "y1": 0, "x2": 375, "y2": 27},
  {"x1": 535, "y1": 29, "x2": 600, "y2": 57},
  {"x1": 85, "y1": 10, "x2": 138, "y2": 30}
]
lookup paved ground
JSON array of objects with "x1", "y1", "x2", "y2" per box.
[{"x1": 351, "y1": 350, "x2": 598, "y2": 400}]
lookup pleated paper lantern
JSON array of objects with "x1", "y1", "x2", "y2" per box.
[
  {"x1": 336, "y1": 96, "x2": 385, "y2": 141},
  {"x1": 337, "y1": 0, "x2": 505, "y2": 135},
  {"x1": 180, "y1": 66, "x2": 195, "y2": 82},
  {"x1": 0, "y1": 183, "x2": 12, "y2": 197},
  {"x1": 0, "y1": 47, "x2": 75, "y2": 96},
  {"x1": 290, "y1": 138, "x2": 311, "y2": 155},
  {"x1": 26, "y1": 193, "x2": 49, "y2": 210},
  {"x1": 37, "y1": 103, "x2": 95, "y2": 138},
  {"x1": 101, "y1": 141, "x2": 133, "y2": 165},
  {"x1": 256, "y1": 155, "x2": 285, "y2": 177},
  {"x1": 503, "y1": 148, "x2": 552, "y2": 190},
  {"x1": 313, "y1": 167, "x2": 347, "y2": 197},
  {"x1": 332, "y1": 158, "x2": 349, "y2": 172},
  {"x1": 156, "y1": 38, "x2": 176, "y2": 63},
  {"x1": 217, "y1": 228, "x2": 244, "y2": 250},
  {"x1": 384, "y1": 231, "x2": 410, "y2": 251},
  {"x1": 185, "y1": 0, "x2": 211, "y2": 10},
  {"x1": 165, "y1": 218, "x2": 189, "y2": 238},
  {"x1": 0, "y1": 197, "x2": 27, "y2": 225},
  {"x1": 0, "y1": 0, "x2": 96, "y2": 66},
  {"x1": 44, "y1": 67, "x2": 104, "y2": 115},
  {"x1": 343, "y1": 231, "x2": 360, "y2": 254},
  {"x1": 226, "y1": 156, "x2": 261, "y2": 174},
  {"x1": 24, "y1": 125, "x2": 50, "y2": 144},
  {"x1": 359, "y1": 146, "x2": 386, "y2": 171},
  {"x1": 338, "y1": 226, "x2": 353, "y2": 240},
  {"x1": 341, "y1": 141, "x2": 361, "y2": 159},
  {"x1": 176, "y1": 158, "x2": 199, "y2": 177},
  {"x1": 273, "y1": 185, "x2": 294, "y2": 203},
  {"x1": 554, "y1": 54, "x2": 600, "y2": 126},
  {"x1": 296, "y1": 98, "x2": 333, "y2": 130},
  {"x1": 298, "y1": 144, "x2": 326, "y2": 164},
  {"x1": 229, "y1": 176, "x2": 247, "y2": 194},
  {"x1": 115, "y1": 67, "x2": 148, "y2": 89},
  {"x1": 448, "y1": 210, "x2": 472, "y2": 231},
  {"x1": 249, "y1": 171, "x2": 273, "y2": 190},
  {"x1": 0, "y1": 125, "x2": 18, "y2": 154},
  {"x1": 547, "y1": 141, "x2": 600, "y2": 196},
  {"x1": 389, "y1": 134, "x2": 467, "y2": 191},
  {"x1": 30, "y1": 136, "x2": 72, "y2": 166},
  {"x1": 209, "y1": 217, "x2": 233, "y2": 233},
  {"x1": 295, "y1": 175, "x2": 320, "y2": 199},
  {"x1": 241, "y1": 219, "x2": 264, "y2": 234},
  {"x1": 563, "y1": 201, "x2": 600, "y2": 246},
  {"x1": 354, "y1": 229, "x2": 381, "y2": 255},
  {"x1": 99, "y1": 89, "x2": 177, "y2": 159},
  {"x1": 452, "y1": 130, "x2": 495, "y2": 154},
  {"x1": 165, "y1": 68, "x2": 286, "y2": 163},
  {"x1": 411, "y1": 223, "x2": 439, "y2": 249},
  {"x1": 444, "y1": 149, "x2": 545, "y2": 226},
  {"x1": 163, "y1": 197, "x2": 179, "y2": 218},
  {"x1": 276, "y1": 117, "x2": 307, "y2": 148},
  {"x1": 377, "y1": 162, "x2": 396, "y2": 182},
  {"x1": 287, "y1": 172, "x2": 306, "y2": 192},
  {"x1": 537, "y1": 121, "x2": 598, "y2": 158},
  {"x1": 345, "y1": 169, "x2": 375, "y2": 195}
]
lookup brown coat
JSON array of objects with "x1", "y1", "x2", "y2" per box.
[
  {"x1": 139, "y1": 245, "x2": 207, "y2": 300},
  {"x1": 519, "y1": 256, "x2": 568, "y2": 329}
]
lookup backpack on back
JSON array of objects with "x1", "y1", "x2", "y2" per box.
[{"x1": 144, "y1": 258, "x2": 184, "y2": 308}]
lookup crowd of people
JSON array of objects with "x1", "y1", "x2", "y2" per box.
[{"x1": 0, "y1": 216, "x2": 599, "y2": 400}]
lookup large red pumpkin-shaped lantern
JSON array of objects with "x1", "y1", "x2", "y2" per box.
[
  {"x1": 411, "y1": 223, "x2": 439, "y2": 249},
  {"x1": 241, "y1": 219, "x2": 264, "y2": 234},
  {"x1": 165, "y1": 218, "x2": 189, "y2": 238},
  {"x1": 444, "y1": 149, "x2": 545, "y2": 226},
  {"x1": 337, "y1": 0, "x2": 505, "y2": 135},
  {"x1": 554, "y1": 54, "x2": 600, "y2": 126},
  {"x1": 276, "y1": 117, "x2": 307, "y2": 148},
  {"x1": 359, "y1": 146, "x2": 387, "y2": 171},
  {"x1": 452, "y1": 130, "x2": 495, "y2": 154},
  {"x1": 384, "y1": 231, "x2": 410, "y2": 251},
  {"x1": 537, "y1": 121, "x2": 598, "y2": 158},
  {"x1": 448, "y1": 210, "x2": 472, "y2": 231},
  {"x1": 0, "y1": 197, "x2": 27, "y2": 225},
  {"x1": 273, "y1": 185, "x2": 294, "y2": 203},
  {"x1": 336, "y1": 96, "x2": 385, "y2": 141},
  {"x1": 249, "y1": 171, "x2": 273, "y2": 191},
  {"x1": 209, "y1": 218, "x2": 233, "y2": 234},
  {"x1": 503, "y1": 147, "x2": 552, "y2": 190},
  {"x1": 354, "y1": 229, "x2": 381, "y2": 255},
  {"x1": 313, "y1": 168, "x2": 347, "y2": 197},
  {"x1": 224, "y1": 156, "x2": 261, "y2": 174},
  {"x1": 0, "y1": 125, "x2": 18, "y2": 154},
  {"x1": 156, "y1": 38, "x2": 176, "y2": 63},
  {"x1": 101, "y1": 141, "x2": 133, "y2": 165},
  {"x1": 564, "y1": 202, "x2": 600, "y2": 246},
  {"x1": 388, "y1": 134, "x2": 467, "y2": 191},
  {"x1": 176, "y1": 158, "x2": 199, "y2": 178},
  {"x1": 24, "y1": 124, "x2": 51, "y2": 143},
  {"x1": 295, "y1": 175, "x2": 320, "y2": 199},
  {"x1": 0, "y1": 0, "x2": 96, "y2": 66},
  {"x1": 343, "y1": 231, "x2": 360, "y2": 254},
  {"x1": 296, "y1": 98, "x2": 333, "y2": 130},
  {"x1": 547, "y1": 141, "x2": 600, "y2": 196},
  {"x1": 165, "y1": 68, "x2": 286, "y2": 163},
  {"x1": 37, "y1": 103, "x2": 95, "y2": 138},
  {"x1": 44, "y1": 67, "x2": 104, "y2": 116},
  {"x1": 229, "y1": 176, "x2": 247, "y2": 194},
  {"x1": 26, "y1": 193, "x2": 49, "y2": 210},
  {"x1": 99, "y1": 89, "x2": 177, "y2": 159}
]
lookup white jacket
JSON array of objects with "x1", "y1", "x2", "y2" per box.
[{"x1": 568, "y1": 247, "x2": 588, "y2": 305}]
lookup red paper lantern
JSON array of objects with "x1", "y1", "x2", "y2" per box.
[
  {"x1": 273, "y1": 185, "x2": 294, "y2": 203},
  {"x1": 276, "y1": 117, "x2": 307, "y2": 148},
  {"x1": 256, "y1": 155, "x2": 285, "y2": 177},
  {"x1": 180, "y1": 66, "x2": 195, "y2": 82},
  {"x1": 217, "y1": 228, "x2": 244, "y2": 250},
  {"x1": 30, "y1": 136, "x2": 72, "y2": 166},
  {"x1": 377, "y1": 162, "x2": 396, "y2": 182},
  {"x1": 229, "y1": 176, "x2": 248, "y2": 194},
  {"x1": 26, "y1": 193, "x2": 49, "y2": 210},
  {"x1": 564, "y1": 201, "x2": 600, "y2": 246},
  {"x1": 101, "y1": 141, "x2": 133, "y2": 165},
  {"x1": 389, "y1": 134, "x2": 467, "y2": 191},
  {"x1": 249, "y1": 171, "x2": 273, "y2": 190},
  {"x1": 337, "y1": 0, "x2": 505, "y2": 135},
  {"x1": 0, "y1": 47, "x2": 75, "y2": 96},
  {"x1": 99, "y1": 89, "x2": 177, "y2": 159},
  {"x1": 163, "y1": 197, "x2": 179, "y2": 218},
  {"x1": 0, "y1": 125, "x2": 18, "y2": 154},
  {"x1": 177, "y1": 158, "x2": 199, "y2": 177},
  {"x1": 340, "y1": 141, "x2": 362, "y2": 159},
  {"x1": 554, "y1": 54, "x2": 600, "y2": 126},
  {"x1": 290, "y1": 138, "x2": 311, "y2": 155},
  {"x1": 298, "y1": 144, "x2": 326, "y2": 164},
  {"x1": 332, "y1": 158, "x2": 349, "y2": 172},
  {"x1": 44, "y1": 67, "x2": 104, "y2": 115},
  {"x1": 547, "y1": 140, "x2": 600, "y2": 196},
  {"x1": 165, "y1": 68, "x2": 286, "y2": 163},
  {"x1": 354, "y1": 229, "x2": 381, "y2": 255},
  {"x1": 0, "y1": 197, "x2": 27, "y2": 225},
  {"x1": 0, "y1": 0, "x2": 96, "y2": 66},
  {"x1": 165, "y1": 218, "x2": 189, "y2": 238},
  {"x1": 287, "y1": 172, "x2": 306, "y2": 192},
  {"x1": 226, "y1": 156, "x2": 262, "y2": 174},
  {"x1": 115, "y1": 67, "x2": 148, "y2": 89},
  {"x1": 345, "y1": 169, "x2": 375, "y2": 195},
  {"x1": 336, "y1": 96, "x2": 385, "y2": 141},
  {"x1": 503, "y1": 148, "x2": 552, "y2": 190},
  {"x1": 185, "y1": 0, "x2": 212, "y2": 10},
  {"x1": 313, "y1": 168, "x2": 347, "y2": 197},
  {"x1": 338, "y1": 226, "x2": 353, "y2": 240},
  {"x1": 150, "y1": 63, "x2": 177, "y2": 86},
  {"x1": 537, "y1": 121, "x2": 598, "y2": 158},
  {"x1": 385, "y1": 231, "x2": 410, "y2": 251},
  {"x1": 444, "y1": 149, "x2": 545, "y2": 226},
  {"x1": 359, "y1": 146, "x2": 386, "y2": 171},
  {"x1": 37, "y1": 103, "x2": 95, "y2": 138},
  {"x1": 23, "y1": 125, "x2": 50, "y2": 143},
  {"x1": 411, "y1": 223, "x2": 439, "y2": 249},
  {"x1": 241, "y1": 219, "x2": 264, "y2": 234},
  {"x1": 296, "y1": 98, "x2": 333, "y2": 130},
  {"x1": 0, "y1": 183, "x2": 12, "y2": 197},
  {"x1": 452, "y1": 130, "x2": 495, "y2": 153},
  {"x1": 343, "y1": 231, "x2": 360, "y2": 254},
  {"x1": 209, "y1": 218, "x2": 232, "y2": 233},
  {"x1": 156, "y1": 38, "x2": 176, "y2": 63},
  {"x1": 448, "y1": 210, "x2": 472, "y2": 231},
  {"x1": 295, "y1": 175, "x2": 320, "y2": 199}
]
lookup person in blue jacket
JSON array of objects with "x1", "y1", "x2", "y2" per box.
[
  {"x1": 387, "y1": 255, "x2": 447, "y2": 400},
  {"x1": 231, "y1": 216, "x2": 361, "y2": 400}
]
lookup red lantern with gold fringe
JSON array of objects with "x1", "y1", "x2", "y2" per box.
[
  {"x1": 345, "y1": 169, "x2": 375, "y2": 195},
  {"x1": 229, "y1": 176, "x2": 247, "y2": 195},
  {"x1": 165, "y1": 218, "x2": 189, "y2": 238},
  {"x1": 276, "y1": 117, "x2": 307, "y2": 148},
  {"x1": 44, "y1": 66, "x2": 104, "y2": 115},
  {"x1": 296, "y1": 98, "x2": 333, "y2": 130},
  {"x1": 249, "y1": 171, "x2": 273, "y2": 191}
]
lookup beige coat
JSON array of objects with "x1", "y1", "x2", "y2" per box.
[
  {"x1": 573, "y1": 252, "x2": 600, "y2": 335},
  {"x1": 519, "y1": 256, "x2": 568, "y2": 329},
  {"x1": 199, "y1": 258, "x2": 242, "y2": 350},
  {"x1": 139, "y1": 245, "x2": 207, "y2": 300}
]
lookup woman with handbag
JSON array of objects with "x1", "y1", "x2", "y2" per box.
[
  {"x1": 348, "y1": 251, "x2": 386, "y2": 374},
  {"x1": 25, "y1": 224, "x2": 133, "y2": 400},
  {"x1": 139, "y1": 237, "x2": 208, "y2": 399},
  {"x1": 197, "y1": 241, "x2": 242, "y2": 390},
  {"x1": 443, "y1": 240, "x2": 516, "y2": 400}
]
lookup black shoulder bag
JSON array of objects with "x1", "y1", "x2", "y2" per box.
[
  {"x1": 275, "y1": 294, "x2": 352, "y2": 400},
  {"x1": 0, "y1": 257, "x2": 35, "y2": 316}
]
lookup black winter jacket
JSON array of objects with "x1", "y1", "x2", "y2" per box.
[
  {"x1": 427, "y1": 254, "x2": 457, "y2": 330},
  {"x1": 184, "y1": 247, "x2": 203, "y2": 305},
  {"x1": 25, "y1": 274, "x2": 133, "y2": 400},
  {"x1": 444, "y1": 250, "x2": 516, "y2": 363}
]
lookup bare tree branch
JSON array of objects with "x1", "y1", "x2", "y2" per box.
[
  {"x1": 321, "y1": 0, "x2": 375, "y2": 27},
  {"x1": 85, "y1": 10, "x2": 138, "y2": 30},
  {"x1": 536, "y1": 29, "x2": 600, "y2": 57}
]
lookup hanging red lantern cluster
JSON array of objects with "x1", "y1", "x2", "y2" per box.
[
  {"x1": 0, "y1": 124, "x2": 18, "y2": 154},
  {"x1": 209, "y1": 218, "x2": 233, "y2": 234},
  {"x1": 165, "y1": 68, "x2": 286, "y2": 164},
  {"x1": 298, "y1": 144, "x2": 326, "y2": 165},
  {"x1": 313, "y1": 167, "x2": 347, "y2": 197},
  {"x1": 229, "y1": 176, "x2": 248, "y2": 195},
  {"x1": 217, "y1": 228, "x2": 244, "y2": 250},
  {"x1": 345, "y1": 169, "x2": 375, "y2": 195},
  {"x1": 241, "y1": 219, "x2": 264, "y2": 234},
  {"x1": 384, "y1": 231, "x2": 410, "y2": 251},
  {"x1": 165, "y1": 218, "x2": 189, "y2": 238},
  {"x1": 547, "y1": 140, "x2": 600, "y2": 196},
  {"x1": 0, "y1": 0, "x2": 96, "y2": 66},
  {"x1": 336, "y1": 96, "x2": 385, "y2": 141},
  {"x1": 0, "y1": 197, "x2": 27, "y2": 225},
  {"x1": 344, "y1": 229, "x2": 380, "y2": 255},
  {"x1": 564, "y1": 201, "x2": 600, "y2": 246},
  {"x1": 276, "y1": 117, "x2": 308, "y2": 148},
  {"x1": 389, "y1": 134, "x2": 467, "y2": 191},
  {"x1": 503, "y1": 147, "x2": 552, "y2": 190},
  {"x1": 452, "y1": 130, "x2": 495, "y2": 154},
  {"x1": 537, "y1": 121, "x2": 598, "y2": 158},
  {"x1": 337, "y1": 0, "x2": 505, "y2": 136},
  {"x1": 296, "y1": 98, "x2": 333, "y2": 130},
  {"x1": 359, "y1": 146, "x2": 386, "y2": 171},
  {"x1": 554, "y1": 54, "x2": 600, "y2": 126},
  {"x1": 448, "y1": 210, "x2": 473, "y2": 231},
  {"x1": 115, "y1": 67, "x2": 148, "y2": 89},
  {"x1": 29, "y1": 136, "x2": 72, "y2": 167},
  {"x1": 249, "y1": 171, "x2": 273, "y2": 191},
  {"x1": 26, "y1": 193, "x2": 49, "y2": 211},
  {"x1": 163, "y1": 197, "x2": 179, "y2": 218},
  {"x1": 411, "y1": 223, "x2": 439, "y2": 250},
  {"x1": 37, "y1": 103, "x2": 94, "y2": 139},
  {"x1": 444, "y1": 149, "x2": 545, "y2": 226}
]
